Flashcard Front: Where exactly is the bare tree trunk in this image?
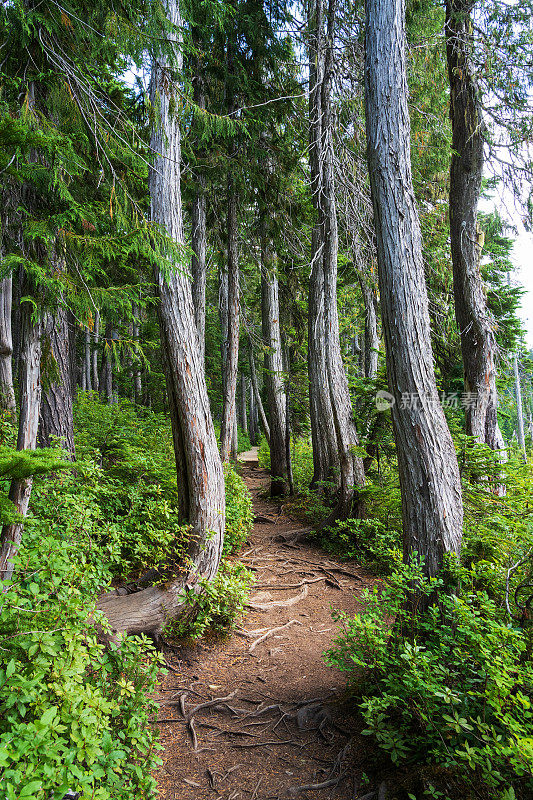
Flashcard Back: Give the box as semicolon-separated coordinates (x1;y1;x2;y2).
220;177;240;462
445;0;504;453
249;377;259;445
240;373;248;435
365;0;464;576
92;308;100;392
132;303;142;404
99;322;114;403
0;275;16;417
84;326;92;392
308;0;338;490
359;275;379;379
96;0;226;639
39;304;75;458
512;349;527;461
320;0;365;519
0;293;42;581
191;49;207;364
260;218;288;496
248;344;270;445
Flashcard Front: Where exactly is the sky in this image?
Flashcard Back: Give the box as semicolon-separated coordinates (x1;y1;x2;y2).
479;191;533;350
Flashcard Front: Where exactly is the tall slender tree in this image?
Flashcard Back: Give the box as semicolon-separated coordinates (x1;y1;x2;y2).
365;0;464;575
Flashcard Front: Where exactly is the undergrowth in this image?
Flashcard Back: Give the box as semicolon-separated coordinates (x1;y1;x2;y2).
0;395;254;800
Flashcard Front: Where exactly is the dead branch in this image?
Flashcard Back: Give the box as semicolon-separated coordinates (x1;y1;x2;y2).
248;619;303;652
246;584;308;611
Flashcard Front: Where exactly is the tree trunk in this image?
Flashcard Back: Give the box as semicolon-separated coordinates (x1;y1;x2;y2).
132;303;142;404
191;51;207;365
365;0;464;576
0;275;16;418
92;308;100;392
260;218;288;496
512;349;526;461
96;0;225;638
320;0;365;519
359;275;379;379
219;178;240;462
0;294;42;581
240;373;248;435
99;322;114;403
308;0;339;491
445;0;504;453
248;344;270;445
249;377;259;445
84;326;92;392
38;305;75;458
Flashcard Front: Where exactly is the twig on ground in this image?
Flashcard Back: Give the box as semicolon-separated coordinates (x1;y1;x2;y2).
248;619;302;652
288;775;346;795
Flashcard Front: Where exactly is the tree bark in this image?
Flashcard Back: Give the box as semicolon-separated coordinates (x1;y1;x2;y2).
84;326;92;392
260;217;289;496
132;303;142;404
359;275;379;379
365;0;464;576
320;0;365;519
240;373;248;435
248;344;270;445
249;376;259;445
92;308;100;392
445;0;504;453
219;178;240;462
0;275;16;418
190;47;207;365
512;349;526;461
0;293;42;581
99;322;114;403
308;0;339;491
96;0;226;639
38;304;75;458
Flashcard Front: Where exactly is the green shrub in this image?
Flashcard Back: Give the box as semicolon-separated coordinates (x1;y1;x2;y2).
314;517;401;573
0;488;163;800
223;462;254;554
168;559;253;639
326;560;533;799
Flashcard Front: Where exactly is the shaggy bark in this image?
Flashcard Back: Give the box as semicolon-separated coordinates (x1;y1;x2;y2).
445;0;504;453
308;0;339;490
261;219;288;496
39;304;75;458
359;275;379;379
96;0;225;638
0;292;42;581
190;52;207;364
92;308;100;392
0;275;16;417
365;0;464;575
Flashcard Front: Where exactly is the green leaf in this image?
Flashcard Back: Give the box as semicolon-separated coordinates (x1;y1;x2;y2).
6;659;16;678
19;781;43;797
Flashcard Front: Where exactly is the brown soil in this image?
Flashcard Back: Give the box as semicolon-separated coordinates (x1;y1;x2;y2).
155;464;376;800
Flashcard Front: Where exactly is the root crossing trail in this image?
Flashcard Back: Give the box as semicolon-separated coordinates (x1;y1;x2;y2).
155;463;373;800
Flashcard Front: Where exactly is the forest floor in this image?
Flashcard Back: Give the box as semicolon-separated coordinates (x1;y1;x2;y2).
155;454;378;800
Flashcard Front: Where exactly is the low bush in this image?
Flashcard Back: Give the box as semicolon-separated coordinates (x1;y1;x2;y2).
313;517;400;573
326;560;533;799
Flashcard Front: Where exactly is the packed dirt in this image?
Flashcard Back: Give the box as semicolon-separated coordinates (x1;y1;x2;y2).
155;458;376;800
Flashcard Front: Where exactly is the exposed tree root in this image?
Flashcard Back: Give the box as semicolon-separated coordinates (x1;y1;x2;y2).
246;584;308;611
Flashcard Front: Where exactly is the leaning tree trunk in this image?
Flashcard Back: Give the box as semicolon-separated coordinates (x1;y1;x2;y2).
248;343;270;445
97;0;225;638
0;275;16;418
260;217;289;496
38;303;75;458
239;373;248;435
308;0;339;491
0;293;42;581
365;0;464;576
320;0;365;520
445;0;504;453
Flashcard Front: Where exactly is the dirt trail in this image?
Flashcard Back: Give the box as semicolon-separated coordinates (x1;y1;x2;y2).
156;463;373;800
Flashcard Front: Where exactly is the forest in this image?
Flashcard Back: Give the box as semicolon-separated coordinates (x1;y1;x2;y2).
0;0;532;797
